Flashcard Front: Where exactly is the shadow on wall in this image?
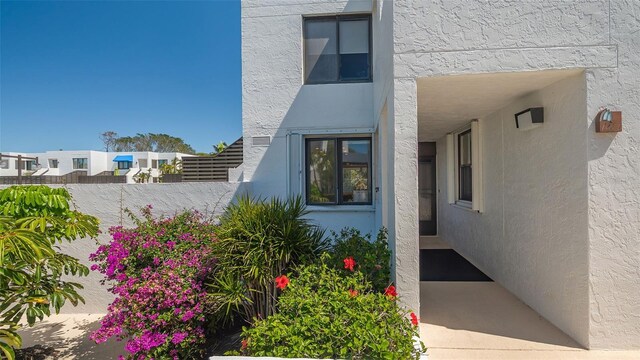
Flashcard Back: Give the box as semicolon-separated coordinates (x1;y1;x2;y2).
18;314;124;360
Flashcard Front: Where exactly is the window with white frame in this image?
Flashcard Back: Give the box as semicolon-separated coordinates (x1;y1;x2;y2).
305;137;372;205
449;121;483;211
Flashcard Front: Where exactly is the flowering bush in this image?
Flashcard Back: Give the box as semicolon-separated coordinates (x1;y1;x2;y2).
329;227;391;292
89;208;218;360
237;254;424;359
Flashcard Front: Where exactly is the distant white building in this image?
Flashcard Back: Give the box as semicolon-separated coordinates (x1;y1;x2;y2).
0;150;193;183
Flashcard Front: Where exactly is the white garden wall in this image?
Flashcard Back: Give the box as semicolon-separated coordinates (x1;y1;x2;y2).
21;182;250;314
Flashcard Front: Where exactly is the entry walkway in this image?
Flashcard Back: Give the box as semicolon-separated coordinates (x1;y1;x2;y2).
420;282;638;359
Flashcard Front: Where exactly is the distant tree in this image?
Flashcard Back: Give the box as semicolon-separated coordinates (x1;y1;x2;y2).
213;141;228;154
100;131;119;152
108;133;196;154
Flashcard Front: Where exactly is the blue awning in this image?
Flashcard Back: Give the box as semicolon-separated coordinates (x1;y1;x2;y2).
113;155;133;162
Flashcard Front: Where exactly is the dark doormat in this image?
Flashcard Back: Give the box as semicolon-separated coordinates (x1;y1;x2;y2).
420;249;492;281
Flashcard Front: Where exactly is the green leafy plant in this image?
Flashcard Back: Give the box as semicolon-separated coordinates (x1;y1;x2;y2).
159;158;182;176
238;254;424;359
0;186;99;360
134;168;152;183
330;227;391;292
209;195;328;324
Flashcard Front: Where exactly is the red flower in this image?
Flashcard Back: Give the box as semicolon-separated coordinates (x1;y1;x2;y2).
384;284;397;299
241;339;248;350
275;275;289;290
343;256;356;272
348;288;358;297
410;312;419;326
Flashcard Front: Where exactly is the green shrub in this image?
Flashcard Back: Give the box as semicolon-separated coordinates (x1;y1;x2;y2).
329;227;391;292
210;195;328;324
238;254;424;359
0;186;99;360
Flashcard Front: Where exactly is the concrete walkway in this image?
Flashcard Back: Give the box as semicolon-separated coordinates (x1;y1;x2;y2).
420;282;639;359
18;313;123;360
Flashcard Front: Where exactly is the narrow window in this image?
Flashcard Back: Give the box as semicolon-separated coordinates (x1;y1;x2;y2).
306;137;372;205
304;15;371;84
306;139;337;204
48;159;59;168
458;129;472;202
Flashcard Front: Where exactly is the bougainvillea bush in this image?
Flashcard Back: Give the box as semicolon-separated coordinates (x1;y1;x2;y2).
238;254;425;359
89;207;218;360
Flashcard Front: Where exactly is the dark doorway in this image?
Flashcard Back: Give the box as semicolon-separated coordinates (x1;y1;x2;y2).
419;142;437;235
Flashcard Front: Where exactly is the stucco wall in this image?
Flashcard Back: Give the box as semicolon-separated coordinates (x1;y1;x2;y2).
586;0;640;349
241;0;378;236
15;182;249;313
392;0;639;349
436;74;590;346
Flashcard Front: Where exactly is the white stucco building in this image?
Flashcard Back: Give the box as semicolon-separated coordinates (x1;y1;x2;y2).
240;0;639;350
0;150;191;181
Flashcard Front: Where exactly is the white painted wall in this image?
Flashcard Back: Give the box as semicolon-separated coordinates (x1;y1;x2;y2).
1;182;250;313
436;74;590;347
241;0;378;236
392;0;640;350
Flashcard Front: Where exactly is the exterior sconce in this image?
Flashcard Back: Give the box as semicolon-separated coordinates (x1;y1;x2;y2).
514;107;544;130
595;107;622;133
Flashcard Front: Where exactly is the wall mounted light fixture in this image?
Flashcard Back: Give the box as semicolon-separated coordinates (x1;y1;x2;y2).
514;107;544;130
595;107;622;133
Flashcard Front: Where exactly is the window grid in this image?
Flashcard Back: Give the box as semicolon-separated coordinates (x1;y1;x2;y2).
303;14;372;84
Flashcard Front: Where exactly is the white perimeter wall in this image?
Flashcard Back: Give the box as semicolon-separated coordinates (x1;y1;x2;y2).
2;182;250;314
436;74;590;346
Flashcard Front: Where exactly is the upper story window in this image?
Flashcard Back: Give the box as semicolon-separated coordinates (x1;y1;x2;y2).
303;15;371;84
48;159;59;168
117;161;132;170
72;158;88;170
0;160;8;169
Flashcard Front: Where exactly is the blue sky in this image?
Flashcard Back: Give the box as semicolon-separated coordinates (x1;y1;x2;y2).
0;0;241;153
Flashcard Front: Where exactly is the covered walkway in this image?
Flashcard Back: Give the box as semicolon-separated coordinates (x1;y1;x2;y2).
420;282;638;359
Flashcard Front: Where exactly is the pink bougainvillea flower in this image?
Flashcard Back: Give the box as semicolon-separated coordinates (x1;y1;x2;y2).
410;312;419;326
343;256;356;272
275;275;289;290
348;288;358;297
384;284;398;299
241;339;248;350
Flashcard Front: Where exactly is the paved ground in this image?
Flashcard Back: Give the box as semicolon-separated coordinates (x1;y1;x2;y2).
420;281;639;359
16;284;640;359
19;313;123;360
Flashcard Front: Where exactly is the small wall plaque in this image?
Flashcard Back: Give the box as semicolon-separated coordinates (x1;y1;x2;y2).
595;109;622;133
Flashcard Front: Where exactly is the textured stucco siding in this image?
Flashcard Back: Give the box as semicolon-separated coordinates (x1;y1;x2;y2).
13;182;250;313
436;74;590;347
241;0;378;236
586;0;640;349
393;0;639;350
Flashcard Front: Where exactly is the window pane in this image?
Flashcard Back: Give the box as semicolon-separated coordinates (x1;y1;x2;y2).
304;20;338;83
307;139;336;203
458;130;472;201
339;19;370;80
341;139;371;203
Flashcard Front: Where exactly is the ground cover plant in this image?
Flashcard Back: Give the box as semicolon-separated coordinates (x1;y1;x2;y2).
237;253;424;359
209;195;328;324
0;186;99;360
90;207;217;360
